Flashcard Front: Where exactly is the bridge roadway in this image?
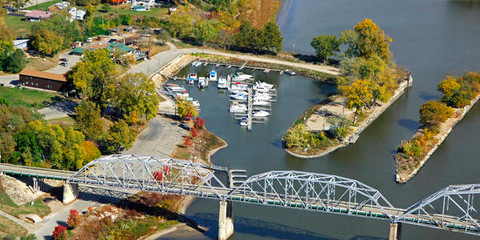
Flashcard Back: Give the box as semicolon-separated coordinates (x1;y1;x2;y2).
1;158;480;239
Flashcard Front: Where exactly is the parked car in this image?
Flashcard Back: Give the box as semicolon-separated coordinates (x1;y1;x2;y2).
43;197;56;203
179;123;190;131
60;62;68;67
108;38;117;43
60;58;68;62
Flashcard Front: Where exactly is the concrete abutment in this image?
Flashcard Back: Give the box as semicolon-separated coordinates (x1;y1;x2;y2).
218;200;234;240
63;183;79;204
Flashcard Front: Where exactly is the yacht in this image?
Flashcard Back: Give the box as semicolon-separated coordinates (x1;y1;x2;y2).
191;61;202;67
254;81;274;89
230;84;248;92
253;110;270;117
239;117;248;126
217;77;228;89
232;72;253;81
284;69;296;76
189;73;198;80
208;70;217;81
229;102;247;113
253;94;272;101
198;78;207;89
252;100;270;106
230;93;247;100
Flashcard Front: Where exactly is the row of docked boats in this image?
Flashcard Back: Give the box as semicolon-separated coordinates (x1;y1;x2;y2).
164;83;200;108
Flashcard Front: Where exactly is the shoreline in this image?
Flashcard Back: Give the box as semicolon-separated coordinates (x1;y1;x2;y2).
284;78;412;159
395;93;480;183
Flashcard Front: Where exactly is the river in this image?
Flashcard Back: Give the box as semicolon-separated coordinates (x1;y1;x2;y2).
170;0;480;239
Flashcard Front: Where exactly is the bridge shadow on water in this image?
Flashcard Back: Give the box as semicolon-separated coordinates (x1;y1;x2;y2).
191;213;386;240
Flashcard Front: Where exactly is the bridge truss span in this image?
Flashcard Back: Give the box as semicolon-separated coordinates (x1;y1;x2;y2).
227;171;398;221
396;184;480;236
67;154;230;199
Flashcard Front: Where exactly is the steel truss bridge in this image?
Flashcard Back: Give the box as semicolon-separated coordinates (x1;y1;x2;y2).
1;154;480;239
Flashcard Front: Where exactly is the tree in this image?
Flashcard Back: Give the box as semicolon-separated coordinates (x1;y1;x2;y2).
52;225;67;240
341;79;373;123
155;30;170;45
327;115;351;139
258;21;283;54
175;98;198;119
112;73;159;124
31;13;83;49
100;120;136;154
311;34;341;63
283;123;311;149
32;29;64;57
194;20;218;46
3;49;27;73
74;101;103;141
67;209;81;229
167;13;194;39
419;100;453;128
68;49;117;114
438;76;460;97
101;3;111;12
233;21;257;49
342;19;392;62
195;117;205;130
0;39;14;71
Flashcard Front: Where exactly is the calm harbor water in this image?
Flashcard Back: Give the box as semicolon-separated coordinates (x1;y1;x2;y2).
172;1;480;239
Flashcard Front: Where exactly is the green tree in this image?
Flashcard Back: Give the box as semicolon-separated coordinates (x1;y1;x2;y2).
342;19;392;62
419;100;453;128
310;34;340;63
100;120;136;154
31;29;64;57
258;21;283;54
74;101;103;141
113;73;159;125
341;79;373;123
327;115;351;139
194;20;218;46
0;39;14;71
68;49;117;114
31;13;83;48
3;49;27;73
233;21;257;49
167;13;194;39
101;3;111;12
283;123;311;149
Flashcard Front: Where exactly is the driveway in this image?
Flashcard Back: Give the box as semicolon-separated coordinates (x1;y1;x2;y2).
37;100;78;120
46;52;81;74
125;116;187;158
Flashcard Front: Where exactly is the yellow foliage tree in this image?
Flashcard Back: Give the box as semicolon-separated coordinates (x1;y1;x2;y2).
341;79;373;123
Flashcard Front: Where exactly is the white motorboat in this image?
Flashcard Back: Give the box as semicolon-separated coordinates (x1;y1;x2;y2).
187;98;200;107
208;70;217;81
284;69;296;76
198;77;207;89
230;84;248;91
168;86;186;92
189;73;198;80
230;93;247;100
255;81;274;89
164;83;179;88
229;103;247;113
175;92;189;99
239;117;248;126
252;100;270;106
253;110;270;117
191;61;202;67
232;72;253;81
217;77;228;89
253;94;272;101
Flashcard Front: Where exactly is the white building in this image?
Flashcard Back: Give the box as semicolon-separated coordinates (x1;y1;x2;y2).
68;7;86;21
131;0;155;10
13;39;29;50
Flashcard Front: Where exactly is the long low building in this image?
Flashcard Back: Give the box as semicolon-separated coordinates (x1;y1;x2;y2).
19;69;67;91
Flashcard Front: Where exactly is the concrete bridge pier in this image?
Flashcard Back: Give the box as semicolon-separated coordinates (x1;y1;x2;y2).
63;183;79;204
218;200;234;240
389;222;402;240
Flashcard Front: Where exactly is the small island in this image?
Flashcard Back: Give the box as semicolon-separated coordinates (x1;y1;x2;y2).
395;71;480;183
283;19;412;158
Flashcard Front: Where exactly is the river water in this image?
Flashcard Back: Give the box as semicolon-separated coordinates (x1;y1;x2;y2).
174;1;480;239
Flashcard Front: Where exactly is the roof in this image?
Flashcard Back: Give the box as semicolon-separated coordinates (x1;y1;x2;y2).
19;69;67;82
13;39;29;46
25;10;53;19
107;42;133;53
71;47;85;54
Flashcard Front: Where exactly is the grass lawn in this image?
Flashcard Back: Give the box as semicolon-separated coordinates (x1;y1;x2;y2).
0;215;27;237
0;86;61;109
5;15;31;38
25;0;62;10
25;56;59;71
0;188;50;218
48;116;76;127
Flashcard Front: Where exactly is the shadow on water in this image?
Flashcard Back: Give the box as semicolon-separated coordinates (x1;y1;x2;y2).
417;91;439;101
397;118;419;131
192;213;386;240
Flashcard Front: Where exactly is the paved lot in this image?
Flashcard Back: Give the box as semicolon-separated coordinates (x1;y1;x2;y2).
46;52;81;74
37;100;78;120
126;116;187;158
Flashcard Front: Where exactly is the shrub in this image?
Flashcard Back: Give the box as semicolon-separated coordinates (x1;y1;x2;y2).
190;128;198;138
195;117;205;130
419;100;453;128
52;225;67;240
184;136;192;146
283;124;311;149
67;209;81;229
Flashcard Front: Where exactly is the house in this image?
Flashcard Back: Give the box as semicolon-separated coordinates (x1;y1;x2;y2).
19;69;67;91
25;10;53;21
13;39;29;50
131;0;154;10
68;7;86;21
48;1;70;12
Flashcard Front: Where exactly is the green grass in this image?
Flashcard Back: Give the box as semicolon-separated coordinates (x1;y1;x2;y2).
25;0;62;10
0;187;50;218
0;215;27;237
5;15;31;38
0;86;61;109
48;116;76;127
